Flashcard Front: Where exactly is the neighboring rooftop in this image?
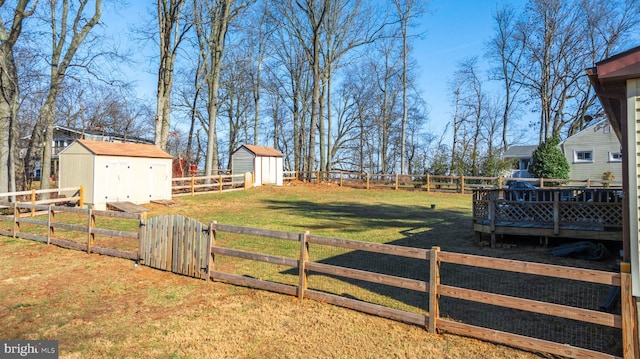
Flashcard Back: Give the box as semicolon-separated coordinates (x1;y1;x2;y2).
502;145;537;159
240;145;284;157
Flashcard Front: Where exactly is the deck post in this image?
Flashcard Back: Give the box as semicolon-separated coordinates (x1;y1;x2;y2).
489;192;496;248
553;191;560;235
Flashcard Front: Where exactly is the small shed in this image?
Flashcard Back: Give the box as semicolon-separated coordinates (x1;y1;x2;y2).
58;139;173;210
231;145;283;186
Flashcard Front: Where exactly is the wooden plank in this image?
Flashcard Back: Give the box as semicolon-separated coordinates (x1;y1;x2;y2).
15;217;48;226
34;196;80;205
51;222;87;232
15;232;47;243
91;246;138;260
91;227;138;239
210;271;298;296
620;263;639;359
305;261;427;292
304;290;428;328
438;319;619;359
213;247;298;267
439;285;621;328
213;223;300;241
439;251;621;286
307;235;429;259
91;209;141;219
429;247;440;333
50;205;88;214
49;237;87;251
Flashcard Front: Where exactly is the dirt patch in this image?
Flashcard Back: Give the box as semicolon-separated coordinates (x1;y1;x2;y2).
0;238;541;358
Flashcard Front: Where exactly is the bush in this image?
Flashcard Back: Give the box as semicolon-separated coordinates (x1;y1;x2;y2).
529;135;570;179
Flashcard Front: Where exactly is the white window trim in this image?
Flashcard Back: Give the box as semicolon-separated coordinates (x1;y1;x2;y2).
608;151;622;162
573;150;594;163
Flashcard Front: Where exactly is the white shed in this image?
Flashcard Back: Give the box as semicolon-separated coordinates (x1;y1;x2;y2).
231;145;284;186
58;139;173;210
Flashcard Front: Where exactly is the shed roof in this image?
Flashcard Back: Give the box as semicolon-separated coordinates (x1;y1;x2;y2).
72;139;173;159
238;145;284;157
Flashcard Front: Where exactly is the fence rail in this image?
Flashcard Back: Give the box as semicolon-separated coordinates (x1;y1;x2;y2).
0;186;84;216
171;173;251;197
283;170;622;193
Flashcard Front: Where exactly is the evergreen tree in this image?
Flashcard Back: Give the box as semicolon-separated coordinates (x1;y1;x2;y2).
529;135;570;179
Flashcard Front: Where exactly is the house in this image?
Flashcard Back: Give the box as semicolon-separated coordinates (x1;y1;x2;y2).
587;46;640;348
502;145;537;178
58;139;172;210
231;145;284;186
22;125;153;180
560;119;622;182
502;121;622;181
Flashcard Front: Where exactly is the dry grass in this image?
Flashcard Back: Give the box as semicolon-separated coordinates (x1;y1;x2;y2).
0;238;542;358
2;184;596;358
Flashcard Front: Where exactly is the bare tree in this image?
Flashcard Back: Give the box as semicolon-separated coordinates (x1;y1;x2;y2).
25;0;102;195
0;0;36;194
193;0;250;177
155;0;191;151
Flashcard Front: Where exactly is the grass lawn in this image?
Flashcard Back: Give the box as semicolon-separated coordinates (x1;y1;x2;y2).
0;184;582;358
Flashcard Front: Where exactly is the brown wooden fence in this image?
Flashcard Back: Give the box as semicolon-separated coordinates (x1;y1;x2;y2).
1;207;636;358
284;170;623;193
171;173;250;197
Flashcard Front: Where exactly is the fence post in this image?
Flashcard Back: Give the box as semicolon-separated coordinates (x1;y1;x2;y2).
220;174;224;192
339;171;343;187
426;174;430;193
539;178;544;188
489;192;496;248
429;246;441;334
190;176;195;196
13;202;18;238
460;176;465;193
79;185;84;207
498;176;503;189
30;189;36;217
395;174;399;191
366;173;370;190
138;212;147;264
47;205;53;245
586;178;591;188
87;208;95;254
298;231;309;301
208;221;216;279
621;262;639;359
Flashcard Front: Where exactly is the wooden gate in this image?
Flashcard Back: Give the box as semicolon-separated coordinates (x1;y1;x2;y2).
139;215;212;279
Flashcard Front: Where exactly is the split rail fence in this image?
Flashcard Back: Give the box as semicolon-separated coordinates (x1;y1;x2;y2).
171;173;251;197
0;207;636;359
284;170;623;193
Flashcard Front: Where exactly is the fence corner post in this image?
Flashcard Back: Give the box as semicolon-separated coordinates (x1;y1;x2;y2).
429;246;441;334
426;174;430;192
621;262;639;359
298;231;310;301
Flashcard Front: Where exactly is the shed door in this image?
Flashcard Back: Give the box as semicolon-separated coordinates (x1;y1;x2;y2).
149;163;169;200
105;162;131;202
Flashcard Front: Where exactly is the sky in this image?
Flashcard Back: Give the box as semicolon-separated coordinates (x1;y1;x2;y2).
415;0;526;142
104;0;526;145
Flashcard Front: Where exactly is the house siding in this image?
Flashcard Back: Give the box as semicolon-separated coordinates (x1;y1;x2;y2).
231;148;255;177
58;142;96;204
562;122;622;181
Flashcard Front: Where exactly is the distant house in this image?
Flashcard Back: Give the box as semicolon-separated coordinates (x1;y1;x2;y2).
560;119;622;182
502;119;621;180
21;125;152;180
502;145;538;178
231;145;284;186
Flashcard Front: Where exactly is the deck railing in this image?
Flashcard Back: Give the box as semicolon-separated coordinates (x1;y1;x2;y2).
473;188;623;246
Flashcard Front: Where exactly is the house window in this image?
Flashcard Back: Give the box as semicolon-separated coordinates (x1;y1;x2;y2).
609;152;622;162
574;150;593;163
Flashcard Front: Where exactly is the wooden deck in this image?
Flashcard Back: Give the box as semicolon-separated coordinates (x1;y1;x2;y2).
472;188;623;246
